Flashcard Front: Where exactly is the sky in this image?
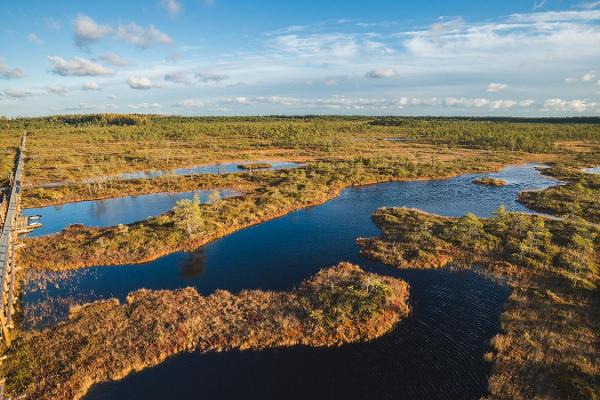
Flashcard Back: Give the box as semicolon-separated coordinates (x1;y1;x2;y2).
1;0;600;117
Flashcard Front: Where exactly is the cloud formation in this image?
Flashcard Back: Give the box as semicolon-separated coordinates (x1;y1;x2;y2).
542;98;596;112
127;76;161;89
486;83;508;92
27;33;43;46
195;72;228;83
74;15;112;47
160;0;181;17
0;60;25;79
165;71;193;85
2;89;42;98
48;56;113;76
128;102;162;109
82;82;100;91
47;85;70;95
99;53;129;66
116;23;173;48
365;68;396;79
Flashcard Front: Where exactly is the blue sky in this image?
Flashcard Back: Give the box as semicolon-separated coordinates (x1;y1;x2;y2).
1;0;600;117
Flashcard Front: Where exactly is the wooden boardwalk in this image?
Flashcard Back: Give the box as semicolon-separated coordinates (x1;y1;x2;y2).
0;132;26;345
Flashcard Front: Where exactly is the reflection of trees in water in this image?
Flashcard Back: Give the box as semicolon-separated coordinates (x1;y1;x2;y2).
179;250;207;279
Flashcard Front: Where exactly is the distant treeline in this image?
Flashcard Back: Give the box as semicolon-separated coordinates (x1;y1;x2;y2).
3;113;600;153
369;116;600;125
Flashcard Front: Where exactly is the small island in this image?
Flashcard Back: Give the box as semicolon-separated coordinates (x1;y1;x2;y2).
237;162;272;170
472;177;507;187
3;263;410;400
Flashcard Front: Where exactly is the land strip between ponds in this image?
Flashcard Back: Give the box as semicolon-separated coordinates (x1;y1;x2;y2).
19;157;555;271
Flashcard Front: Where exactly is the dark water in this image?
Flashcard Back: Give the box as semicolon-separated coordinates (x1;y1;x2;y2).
23;189;240;237
23;164;557;400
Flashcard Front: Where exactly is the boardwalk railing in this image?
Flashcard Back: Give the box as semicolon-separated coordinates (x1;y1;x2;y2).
0;132;26;345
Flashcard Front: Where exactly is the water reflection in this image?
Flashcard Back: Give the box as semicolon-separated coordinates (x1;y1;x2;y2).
178;250;207;279
23;189;241;237
23;164;559;400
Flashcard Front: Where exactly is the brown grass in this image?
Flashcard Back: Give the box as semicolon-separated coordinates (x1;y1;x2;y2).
358;208;600;400
3;263;410;400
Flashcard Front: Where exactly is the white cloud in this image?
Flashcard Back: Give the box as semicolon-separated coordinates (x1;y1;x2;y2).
26;33;43;46
519;99;535;107
161;0;181;16
82;82;101;91
127;76;161;90
565;77;579;83
490;99;517;109
73;15;112;47
0;60;25;79
47;85;70;95
48;56;113;76
273;34;359;58
2;89;42;98
116;23;173;48
582;71;596;81
486;83;508;92
54;103;117;112
365;68;397;79
542;98;594;112
173;99;207;108
128;102;162;109
445;97;489;108
195;72;228;83
99;53;129;67
165;71;193;85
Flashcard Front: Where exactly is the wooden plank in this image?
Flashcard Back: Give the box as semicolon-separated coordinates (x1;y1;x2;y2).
0;132;26;343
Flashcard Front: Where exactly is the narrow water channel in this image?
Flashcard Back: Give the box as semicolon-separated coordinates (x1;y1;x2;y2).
22;164;558;400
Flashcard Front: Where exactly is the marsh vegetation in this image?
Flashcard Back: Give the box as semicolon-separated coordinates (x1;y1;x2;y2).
358;207;599;400
3;263;409;400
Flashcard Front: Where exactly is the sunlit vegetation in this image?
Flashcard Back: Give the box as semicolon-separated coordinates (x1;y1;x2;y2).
20;156;517;271
518;160;600;223
370;117;600;152
358;207;599;400
472;177;507;187
2;263;409;400
1;115;594;189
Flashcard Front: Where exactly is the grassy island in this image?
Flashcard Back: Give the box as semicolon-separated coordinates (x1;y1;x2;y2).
2;263;409;400
472;177;507;187
357;207;599;400
518;160;600;224
237;162;272;170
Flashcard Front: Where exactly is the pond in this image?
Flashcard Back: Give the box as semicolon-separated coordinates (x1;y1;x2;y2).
22;164;558;400
22;189;241;237
583;166;600;174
